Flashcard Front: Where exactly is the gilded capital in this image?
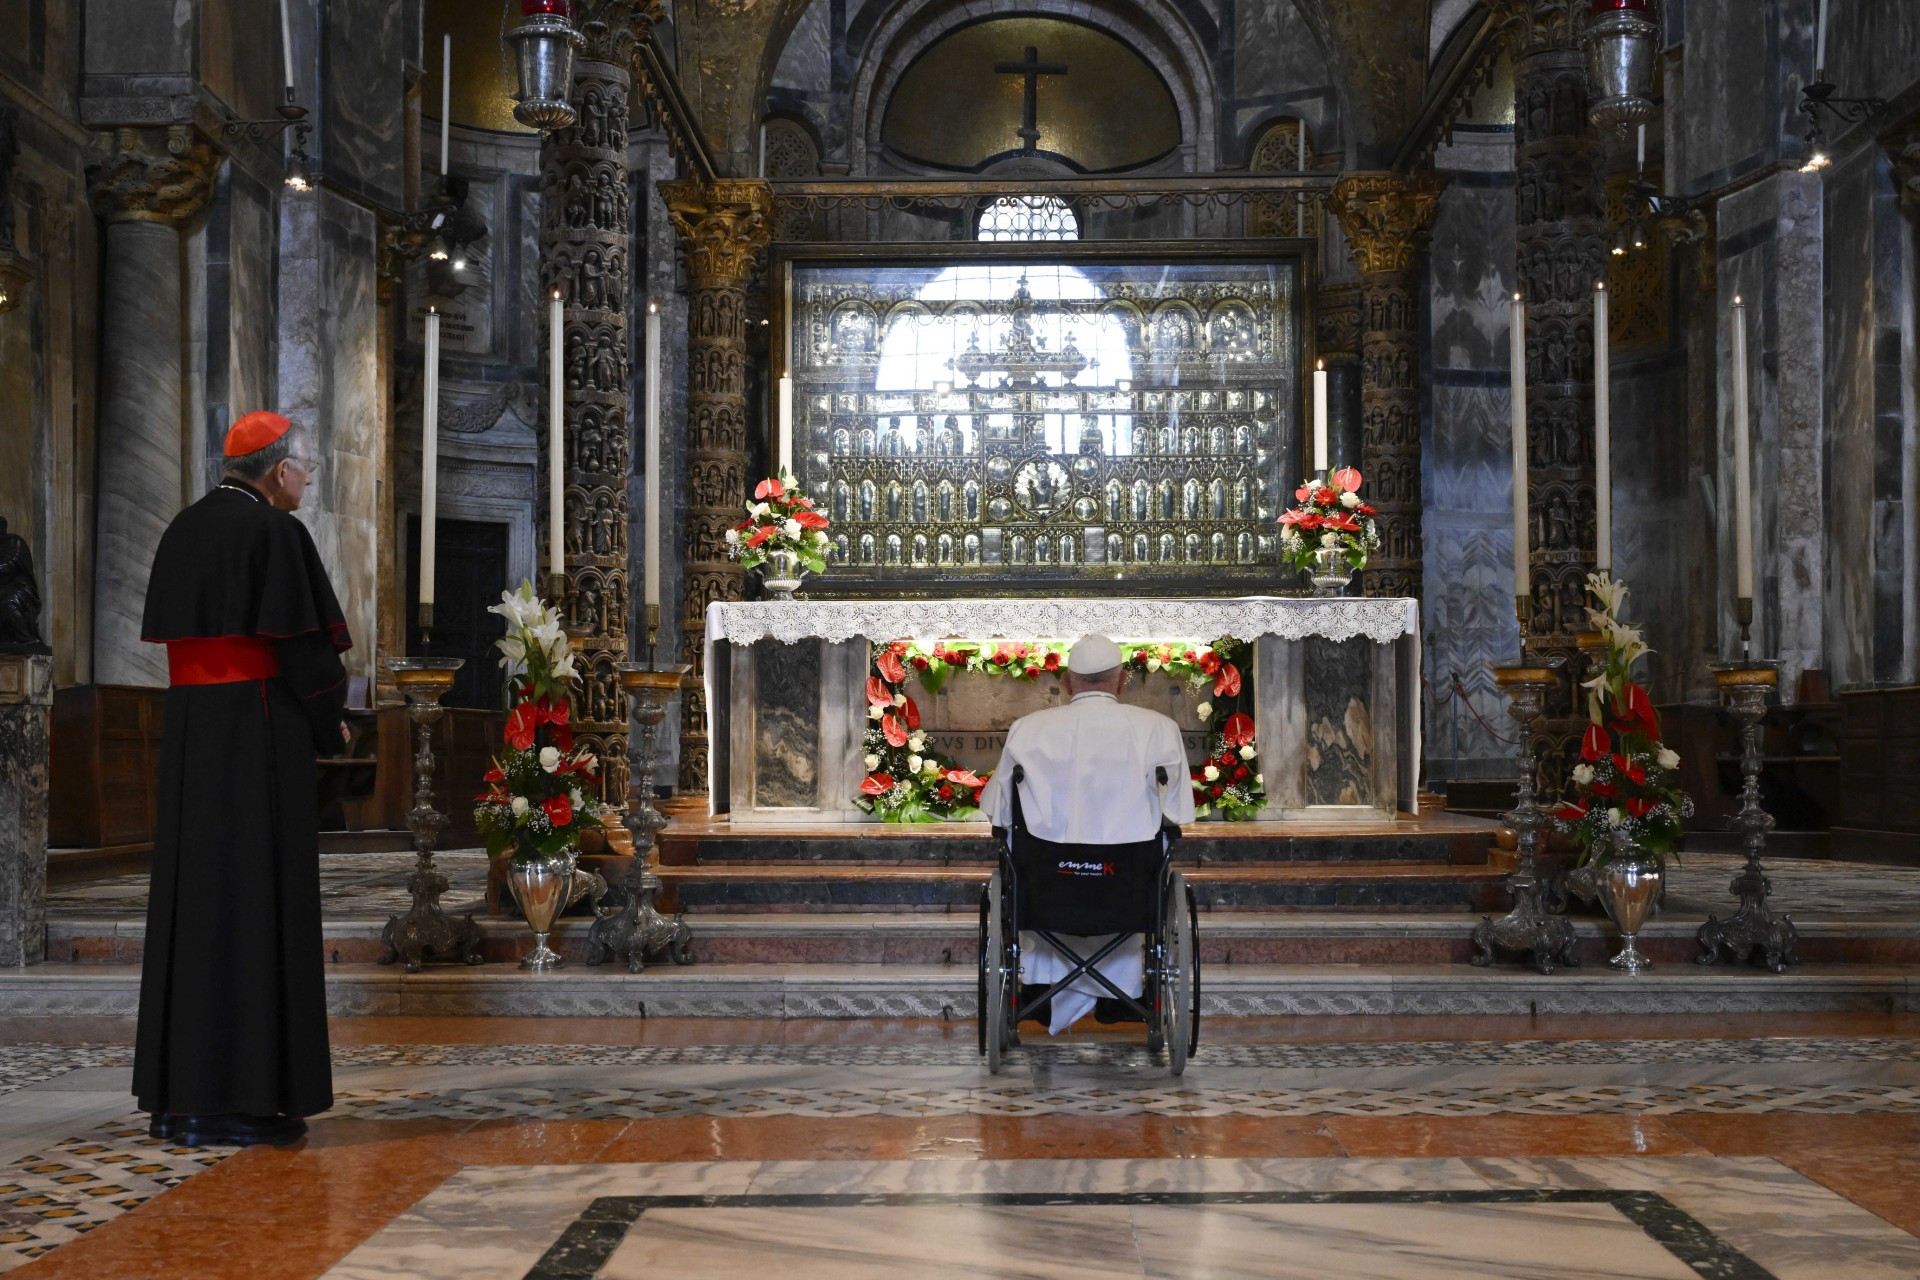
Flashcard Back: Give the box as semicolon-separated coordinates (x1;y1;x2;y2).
1484;0;1586;60
1328;172;1446;277
87;126;220;227
661;179;773;286
571;0;665;65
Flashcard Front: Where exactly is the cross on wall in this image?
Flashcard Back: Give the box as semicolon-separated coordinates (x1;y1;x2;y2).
993;45;1068;152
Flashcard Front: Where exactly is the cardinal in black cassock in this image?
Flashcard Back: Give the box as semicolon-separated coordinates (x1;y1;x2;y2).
134;411;350;1148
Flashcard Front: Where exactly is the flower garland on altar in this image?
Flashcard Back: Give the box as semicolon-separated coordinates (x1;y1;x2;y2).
1554;574;1693;860
725;470;831;573
473;582;606;862
1277;467;1379;577
853;636;1266;823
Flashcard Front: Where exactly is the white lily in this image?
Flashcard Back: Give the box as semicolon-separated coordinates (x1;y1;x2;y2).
496;634;527;663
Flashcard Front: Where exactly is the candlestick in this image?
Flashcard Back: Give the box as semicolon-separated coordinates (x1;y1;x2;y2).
279;0;295;91
1594;281;1611;574
1509;292;1530;612
1731;296;1754;604
1815;0;1829;74
548;291;565;584
439;33;451;178
421;308;441;613
1311;360;1328;473
777;374;794;477
643;303;661;614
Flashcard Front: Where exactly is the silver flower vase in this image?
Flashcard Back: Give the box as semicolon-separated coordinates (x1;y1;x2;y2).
508;846;579;972
761;547;806;601
1308;546;1353;597
1602;833;1664;975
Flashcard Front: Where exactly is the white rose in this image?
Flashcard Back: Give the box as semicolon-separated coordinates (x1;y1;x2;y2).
893;693;906;707
907;754;924;774
1656;746;1680;770
1607;807;1625;828
724;528;740;545
571;788;586;810
923;759;942;776
539;746;561;773
1339;491;1361;508
1203;765;1220;782
510;796;529;817
864;753;880;770
908;733;926;752
1321;531;1340;548
1147;657;1163;672
1196;702;1213;721
1255;773;1263;785
783;517;802;539
868;704;885;721
1572;763;1595;786
1239;745;1255;761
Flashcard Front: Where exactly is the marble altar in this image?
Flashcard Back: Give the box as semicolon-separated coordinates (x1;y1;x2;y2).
704;598;1421;825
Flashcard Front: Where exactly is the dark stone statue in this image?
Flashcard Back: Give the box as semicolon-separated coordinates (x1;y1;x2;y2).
0;515;48;653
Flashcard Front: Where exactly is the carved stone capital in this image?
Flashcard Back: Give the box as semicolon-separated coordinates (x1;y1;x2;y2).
572;0;666;67
1316;283;1363;362
661;179;773;286
1887;122;1920;220
86;126;220;226
1329;172;1446;277
1485;0;1587;61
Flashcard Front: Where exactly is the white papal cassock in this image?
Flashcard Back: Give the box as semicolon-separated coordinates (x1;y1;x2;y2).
978;689;1195;1034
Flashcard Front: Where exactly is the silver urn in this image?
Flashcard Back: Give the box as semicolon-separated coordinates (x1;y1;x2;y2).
760;547;806;601
508;8;585;133
508;846;582;972
1308;546;1354;597
1601;831;1664;975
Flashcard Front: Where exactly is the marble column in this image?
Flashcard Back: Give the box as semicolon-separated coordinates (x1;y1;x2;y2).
1494;0;1606;778
85;127;219;687
539;2;647;805
0;654;52;966
1328;172;1445;602
661;179;771;794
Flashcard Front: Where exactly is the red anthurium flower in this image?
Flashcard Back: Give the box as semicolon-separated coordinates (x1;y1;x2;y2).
1325;514;1360;533
1556;801;1589;821
1213;662;1242;698
754;476;785;500
505;704;538;751
875;650;907;684
543;794;573;827
946;769;984;789
746;524;778;548
1616;683;1660;737
734;518;753;532
792;495;814;508
860;773;894;796
1332;466;1363;493
866;676;893;708
1294;484;1312;503
903;696;921;730
1278;509;1307;527
546;698;569;727
1591;781;1618;798
1627;796;1655;818
1580;723;1611;762
882;713;908;747
484;768;505;783
794;509;830;529
1222;712;1255;747
552;723;574;753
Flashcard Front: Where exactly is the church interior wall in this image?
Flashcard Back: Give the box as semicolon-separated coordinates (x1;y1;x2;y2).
1225;0;1340;170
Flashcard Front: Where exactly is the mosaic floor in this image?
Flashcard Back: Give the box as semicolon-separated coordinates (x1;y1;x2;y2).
0;1016;1917;1277
43;850;1920;924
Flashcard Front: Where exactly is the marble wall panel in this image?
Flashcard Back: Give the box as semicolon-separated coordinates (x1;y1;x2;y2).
82;0;193;77
1609;355;1693;703
1672;0;1776;192
1823;155;1878;690
321;0;404;206
752;640;822;808
1303;637;1373;806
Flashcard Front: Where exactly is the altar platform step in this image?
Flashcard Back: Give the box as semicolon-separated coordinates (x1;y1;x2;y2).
3;960;1915;1020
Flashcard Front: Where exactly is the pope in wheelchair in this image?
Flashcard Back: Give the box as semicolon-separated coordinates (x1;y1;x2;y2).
976;633;1201;1073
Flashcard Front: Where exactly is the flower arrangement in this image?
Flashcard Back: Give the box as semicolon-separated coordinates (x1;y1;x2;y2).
473;582;606;862
1554;574;1693;860
855;635;1266;823
725;469;831;573
855;641;988;823
1277;466;1379;577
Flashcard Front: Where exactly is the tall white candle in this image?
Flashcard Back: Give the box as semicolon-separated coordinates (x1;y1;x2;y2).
1731;296;1754;601
548;291;565;582
439;33;451;177
279;0;295;91
1815;0;1829;73
777;375;794;477
1510;292;1530;605
1636;123;1646;173
1594;281;1612;574
421;308;442;607
759;122;768;178
1311;359;1328;473
643;304;662;611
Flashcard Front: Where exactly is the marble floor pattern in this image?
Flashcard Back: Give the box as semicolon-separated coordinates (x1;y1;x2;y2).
0;1016;1917;1277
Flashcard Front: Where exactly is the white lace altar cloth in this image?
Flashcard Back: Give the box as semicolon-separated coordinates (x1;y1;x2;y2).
702;597;1419;812
706;596;1417;650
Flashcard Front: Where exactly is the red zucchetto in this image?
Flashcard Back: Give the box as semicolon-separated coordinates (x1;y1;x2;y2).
223;411;292;458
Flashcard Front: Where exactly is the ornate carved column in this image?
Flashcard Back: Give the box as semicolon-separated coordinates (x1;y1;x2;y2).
1328;172;1444;601
540;4;645;804
660;179;771;794
1315;282;1364;475
86;126;220;687
1497;0;1607;776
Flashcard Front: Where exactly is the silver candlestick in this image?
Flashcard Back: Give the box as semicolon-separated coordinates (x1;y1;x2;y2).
1697;661;1799;972
586;662;694;971
1472;656;1580;974
378;657;484;973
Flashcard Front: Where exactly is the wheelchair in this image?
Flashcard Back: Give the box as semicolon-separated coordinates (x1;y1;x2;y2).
976;765;1201;1075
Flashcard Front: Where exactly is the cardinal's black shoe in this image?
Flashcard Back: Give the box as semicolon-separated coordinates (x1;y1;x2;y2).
174;1113;308;1148
147;1113;179;1140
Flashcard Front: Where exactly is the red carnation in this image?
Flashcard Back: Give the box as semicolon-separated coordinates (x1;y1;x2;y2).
876;650;907;684
1043;652;1060;671
1025;665;1041;678
754;476;786;500
1218;752;1237;768
860;773;895;796
543;794;573;827
1213;662;1242;698
882;713;908;747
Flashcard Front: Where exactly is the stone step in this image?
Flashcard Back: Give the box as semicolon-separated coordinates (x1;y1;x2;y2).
4;960;1913;1020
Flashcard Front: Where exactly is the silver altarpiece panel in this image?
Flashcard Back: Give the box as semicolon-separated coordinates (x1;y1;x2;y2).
784;254;1304;595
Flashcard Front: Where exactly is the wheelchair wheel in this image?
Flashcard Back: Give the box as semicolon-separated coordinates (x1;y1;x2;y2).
1185;879;1201;1060
983;868;1009;1075
975;882;990;1058
1161;871;1194;1076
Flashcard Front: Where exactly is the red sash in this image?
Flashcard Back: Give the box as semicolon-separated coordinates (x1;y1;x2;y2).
166;636;281;686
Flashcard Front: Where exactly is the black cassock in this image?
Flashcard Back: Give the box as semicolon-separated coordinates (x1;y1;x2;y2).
134;483;350;1120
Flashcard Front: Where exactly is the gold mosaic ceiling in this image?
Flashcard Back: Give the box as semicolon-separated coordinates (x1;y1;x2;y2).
882;18;1180;172
426;0;533;135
